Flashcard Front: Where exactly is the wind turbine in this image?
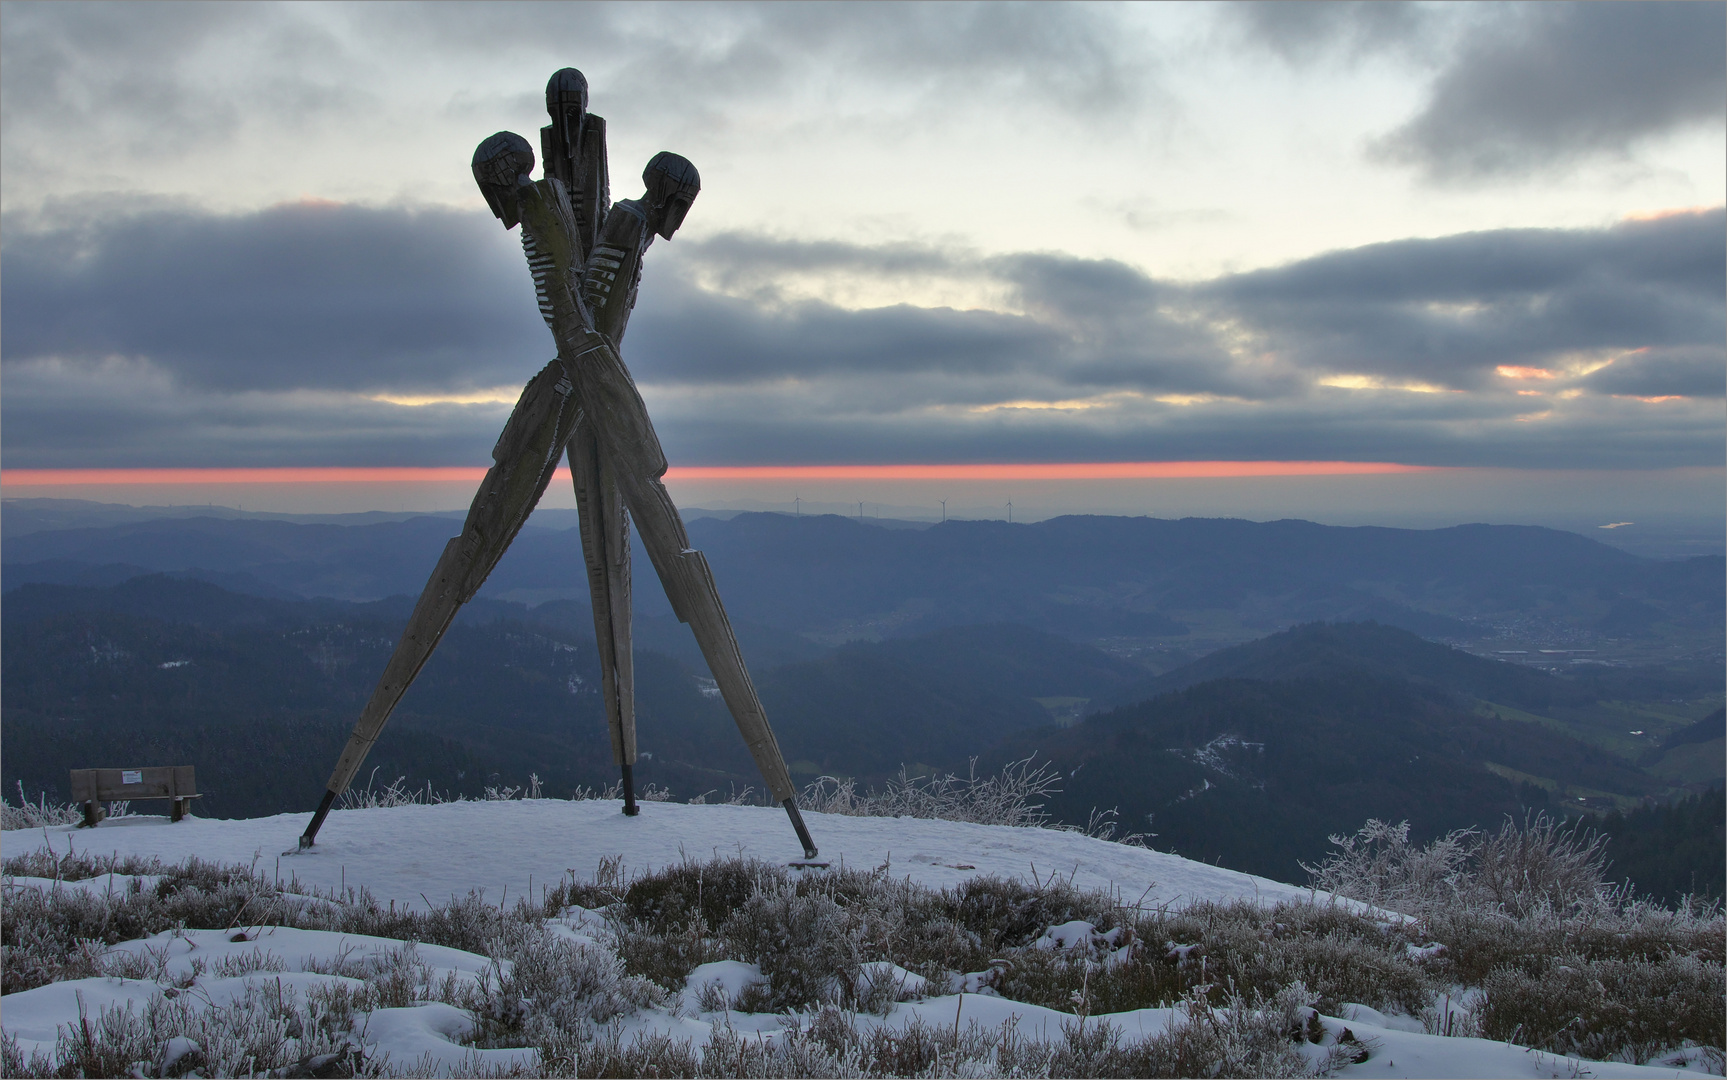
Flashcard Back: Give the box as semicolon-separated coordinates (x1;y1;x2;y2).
939;498;946;523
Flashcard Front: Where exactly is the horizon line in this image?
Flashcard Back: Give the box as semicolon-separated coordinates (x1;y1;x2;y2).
0;461;1444;486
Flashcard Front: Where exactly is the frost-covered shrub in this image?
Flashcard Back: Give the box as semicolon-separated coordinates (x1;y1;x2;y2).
339;770;436;809
1472;812;1617;918
609;857;791;992
946;873;1115;952
622;856;783;933
986;984;1354;1080
721;885;863;1010
1303;813;1726;1067
1;786;83;830
801;756;1061;828
9;838;1721;1077
1305;812;1620;919
1300;818;1475;915
1;855;286;994
1126;900;1435;1018
462;925;664;1054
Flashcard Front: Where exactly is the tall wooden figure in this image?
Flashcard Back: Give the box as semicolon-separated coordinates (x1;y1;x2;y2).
537;69;642;814
297;69;819;859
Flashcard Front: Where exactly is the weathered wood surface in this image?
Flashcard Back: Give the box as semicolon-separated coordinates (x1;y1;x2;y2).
323;357;583;798
310;168;798;837
570;420;636;766
517;184;797;803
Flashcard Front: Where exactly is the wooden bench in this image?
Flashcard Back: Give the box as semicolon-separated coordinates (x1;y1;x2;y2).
70;767;201;827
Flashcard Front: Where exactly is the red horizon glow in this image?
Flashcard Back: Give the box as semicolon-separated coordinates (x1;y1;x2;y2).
1;461;1440;487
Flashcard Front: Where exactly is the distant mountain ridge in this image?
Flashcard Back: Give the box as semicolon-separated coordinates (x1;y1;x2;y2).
999;622;1699;882
4;573;1717;898
1;578;1141;814
1102;620;1598;713
8;511;1721;654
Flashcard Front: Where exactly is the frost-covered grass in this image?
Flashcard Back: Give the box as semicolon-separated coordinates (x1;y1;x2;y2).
2;783;96;831
4;756;1069;838
5;811;1720;1078
335;769;680;811
801;757;1067;830
0;849;1356;1077
1303;814;1725;1070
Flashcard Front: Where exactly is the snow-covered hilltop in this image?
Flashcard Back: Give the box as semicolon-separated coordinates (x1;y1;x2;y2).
7;800;1317;914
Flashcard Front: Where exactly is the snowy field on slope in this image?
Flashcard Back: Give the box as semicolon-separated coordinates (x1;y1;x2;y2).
3;802;1716;1079
4;799;1324;913
3;917;1709;1079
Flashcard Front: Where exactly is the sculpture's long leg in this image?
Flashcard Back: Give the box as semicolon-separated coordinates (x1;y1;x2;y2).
568;419;637;814
618;472;818;860
298;359;583;848
550;329;817;857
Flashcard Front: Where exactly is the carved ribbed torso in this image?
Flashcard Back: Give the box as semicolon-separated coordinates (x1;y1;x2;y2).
582;199;651;346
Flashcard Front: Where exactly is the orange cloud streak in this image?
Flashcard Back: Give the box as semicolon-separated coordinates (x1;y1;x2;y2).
1495;365;1556;380
2;461;1440;487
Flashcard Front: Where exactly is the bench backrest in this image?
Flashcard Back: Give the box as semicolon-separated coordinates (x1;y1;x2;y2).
69;766;197;802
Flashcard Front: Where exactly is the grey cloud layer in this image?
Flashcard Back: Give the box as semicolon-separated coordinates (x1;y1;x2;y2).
1226;1;1726;180
1225;1;1440;66
1205;210;1726;386
2;202;547;392
2;203;1721;470
1380;2;1727;179
1;0;1151;202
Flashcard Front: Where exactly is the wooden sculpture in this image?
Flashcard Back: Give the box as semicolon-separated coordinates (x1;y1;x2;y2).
298;69;818;860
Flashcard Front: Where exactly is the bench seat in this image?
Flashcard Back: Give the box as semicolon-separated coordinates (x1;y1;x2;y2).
70;766;201;826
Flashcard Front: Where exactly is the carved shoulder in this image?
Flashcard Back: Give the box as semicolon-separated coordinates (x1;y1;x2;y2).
582;201;646;345
517;180;586;330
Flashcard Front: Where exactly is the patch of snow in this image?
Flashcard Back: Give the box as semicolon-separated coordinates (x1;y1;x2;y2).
684;960;767;1008
3;873;165;899
547;903;611;949
358;1001;536;1077
158;1035;202;1074
1168;733;1266;785
4;977;168;1055
1314;1011;1706;1078
1165;941;1205;966
1340;1002;1426;1034
105;926;504;986
855;961;929;1002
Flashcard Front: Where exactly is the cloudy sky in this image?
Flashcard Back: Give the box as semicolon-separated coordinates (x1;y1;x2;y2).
2;1;1722;523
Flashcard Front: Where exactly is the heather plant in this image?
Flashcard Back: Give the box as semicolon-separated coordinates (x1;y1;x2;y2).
1478;952;1725;1065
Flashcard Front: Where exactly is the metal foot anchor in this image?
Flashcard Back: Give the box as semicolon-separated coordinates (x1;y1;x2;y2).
621;762;639;816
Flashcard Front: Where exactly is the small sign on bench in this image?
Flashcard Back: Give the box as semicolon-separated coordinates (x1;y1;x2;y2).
69;766;201;827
